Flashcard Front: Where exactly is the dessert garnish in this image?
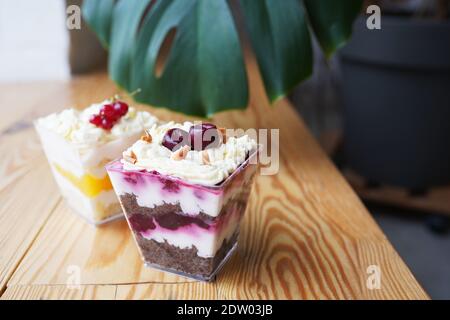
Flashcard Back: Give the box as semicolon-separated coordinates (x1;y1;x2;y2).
120;120;256;185
170;145;191;161
124;150;137;164
218;127;227;143
202;151;210;165
189;123;220;151
141;130;152;143
141;135;152;143
89;98;129;130
162;128;190;151
161;123;221;152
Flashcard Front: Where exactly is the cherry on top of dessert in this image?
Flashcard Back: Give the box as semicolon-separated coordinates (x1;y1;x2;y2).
89;100;129;130
189;123;220;151
162;123;221;152
162;128;190;151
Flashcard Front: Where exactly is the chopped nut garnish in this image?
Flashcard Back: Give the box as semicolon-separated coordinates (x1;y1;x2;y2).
218;127;227;143
123;151;137;164
202;151;210;165
171;145;191;161
141;133;152;143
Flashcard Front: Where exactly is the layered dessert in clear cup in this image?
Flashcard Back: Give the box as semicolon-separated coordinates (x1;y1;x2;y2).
35;99;158;225
106;121;258;281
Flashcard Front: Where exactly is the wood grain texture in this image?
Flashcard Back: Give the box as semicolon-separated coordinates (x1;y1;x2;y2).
0;73;145;293
1;285;116;300
0;53;428;299
0;130;61;292
115;283;219;300
2;283;216;300
8;202;195;286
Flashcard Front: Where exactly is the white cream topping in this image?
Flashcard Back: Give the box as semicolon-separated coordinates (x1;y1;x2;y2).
122;121;257;186
36;101;158;149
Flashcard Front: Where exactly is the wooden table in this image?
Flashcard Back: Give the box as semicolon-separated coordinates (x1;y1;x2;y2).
0;54;428;300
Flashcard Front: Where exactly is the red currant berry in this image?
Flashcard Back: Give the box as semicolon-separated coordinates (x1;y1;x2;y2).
113;101;129;116
89;114;103;127
100;104;119;121
101;117;114;130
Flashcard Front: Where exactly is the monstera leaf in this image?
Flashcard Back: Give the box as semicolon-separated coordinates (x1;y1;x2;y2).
82;0;362;117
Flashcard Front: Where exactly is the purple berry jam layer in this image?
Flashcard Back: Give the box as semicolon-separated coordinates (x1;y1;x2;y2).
107;150;257;219
120;192;250;259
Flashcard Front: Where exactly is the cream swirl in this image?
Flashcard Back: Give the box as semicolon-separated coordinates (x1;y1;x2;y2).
36;101;158;148
122;121;257;186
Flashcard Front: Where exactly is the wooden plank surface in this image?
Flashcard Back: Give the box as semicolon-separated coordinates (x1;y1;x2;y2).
1;283;216;300
0;131;61;291
0;53;428;299
0;77;117;294
115;283;219;300
1;285;116;300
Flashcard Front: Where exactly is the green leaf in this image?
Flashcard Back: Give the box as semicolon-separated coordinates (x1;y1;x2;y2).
82;0;115;48
108;0;153;91
82;0;362;116
304;0;363;57
131;0;248;117
240;0;313;102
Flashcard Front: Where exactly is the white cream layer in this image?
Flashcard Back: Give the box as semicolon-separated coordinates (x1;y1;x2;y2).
107;169;223;217
140;205;241;258
36;117;148;178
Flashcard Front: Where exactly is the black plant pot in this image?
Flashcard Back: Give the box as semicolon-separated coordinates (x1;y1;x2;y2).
339;16;450;189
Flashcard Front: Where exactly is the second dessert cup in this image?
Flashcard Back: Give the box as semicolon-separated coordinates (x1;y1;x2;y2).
35;101;158;225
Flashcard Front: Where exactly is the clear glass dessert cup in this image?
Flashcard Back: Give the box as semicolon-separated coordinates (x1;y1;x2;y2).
35;122;141;225
106;149;259;281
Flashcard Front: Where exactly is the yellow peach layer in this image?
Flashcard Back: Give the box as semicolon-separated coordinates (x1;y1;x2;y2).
53;163;113;197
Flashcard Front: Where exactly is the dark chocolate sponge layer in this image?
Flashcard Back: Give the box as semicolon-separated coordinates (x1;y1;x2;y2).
119;192;248;279
135;232;238;278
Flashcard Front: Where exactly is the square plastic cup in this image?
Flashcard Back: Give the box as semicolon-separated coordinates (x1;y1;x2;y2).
106;149;259;281
35;122;141;225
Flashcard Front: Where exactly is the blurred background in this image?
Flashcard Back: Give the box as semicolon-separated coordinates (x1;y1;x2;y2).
0;0;449;298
